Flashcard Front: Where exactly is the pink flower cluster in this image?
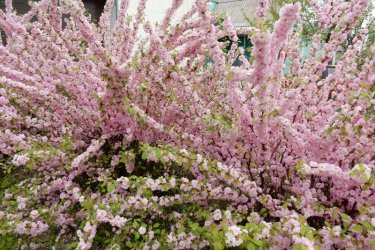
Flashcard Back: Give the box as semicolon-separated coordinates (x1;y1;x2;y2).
256;0;269;19
0;0;373;249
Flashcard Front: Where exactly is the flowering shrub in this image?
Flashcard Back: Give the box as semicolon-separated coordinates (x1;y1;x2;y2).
0;0;374;249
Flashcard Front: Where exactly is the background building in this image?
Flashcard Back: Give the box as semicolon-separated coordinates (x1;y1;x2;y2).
213;0;257;28
212;0;258;61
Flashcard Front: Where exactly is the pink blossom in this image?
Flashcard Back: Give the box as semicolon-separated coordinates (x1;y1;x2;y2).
138;226;147;235
11;154;30;166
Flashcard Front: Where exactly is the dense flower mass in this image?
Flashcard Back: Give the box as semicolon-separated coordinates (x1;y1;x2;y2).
0;0;374;249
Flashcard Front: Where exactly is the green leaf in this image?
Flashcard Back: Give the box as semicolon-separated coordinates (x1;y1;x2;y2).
176;158;183;166
370;240;375;247
300;226;310;236
251;239;265;247
340;213;351;222
199;164;206;172
247;242;256;250
295;160;304;170
65;164;72;171
326;126;335;134
142;188;152;198
351;224;362;232
27;163;34;171
177;226;185;234
270;109;280;117
260;208;267;215
162;184;169;191
213;241;224;250
190;223;199;230
133;220;139;228
359;221;373;230
365;105;374;120
352;224;363;232
141;152;148;160
134;232;140;240
107;182;116;193
128;106;135;116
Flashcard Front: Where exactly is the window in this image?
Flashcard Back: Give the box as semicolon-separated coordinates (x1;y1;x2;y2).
220;33;252;66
